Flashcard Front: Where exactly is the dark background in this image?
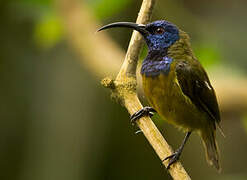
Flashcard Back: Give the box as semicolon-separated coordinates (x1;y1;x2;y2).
1;0;247;179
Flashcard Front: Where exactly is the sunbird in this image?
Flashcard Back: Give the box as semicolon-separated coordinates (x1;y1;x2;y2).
98;20;222;171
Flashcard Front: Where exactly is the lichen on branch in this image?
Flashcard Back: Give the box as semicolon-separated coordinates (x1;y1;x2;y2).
101;0;191;179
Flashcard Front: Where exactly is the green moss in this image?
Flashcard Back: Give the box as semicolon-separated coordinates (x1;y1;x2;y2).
101;77;115;89
101;76;137;106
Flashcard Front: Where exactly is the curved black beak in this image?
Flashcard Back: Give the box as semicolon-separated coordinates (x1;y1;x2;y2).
97;22;148;36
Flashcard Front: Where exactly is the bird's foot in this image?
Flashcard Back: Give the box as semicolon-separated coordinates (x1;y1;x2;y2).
163;150;182;169
130;106;156;124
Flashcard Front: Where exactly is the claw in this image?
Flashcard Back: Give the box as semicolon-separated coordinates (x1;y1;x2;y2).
130;107;156;124
135;130;143;134
163;132;191;169
163;151;181;169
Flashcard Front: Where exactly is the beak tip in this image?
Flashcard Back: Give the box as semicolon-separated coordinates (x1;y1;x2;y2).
96;28;103;32
97;25;111;32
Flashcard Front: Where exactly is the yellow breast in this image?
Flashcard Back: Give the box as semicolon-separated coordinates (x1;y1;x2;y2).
142;65;206;131
142;70;177;122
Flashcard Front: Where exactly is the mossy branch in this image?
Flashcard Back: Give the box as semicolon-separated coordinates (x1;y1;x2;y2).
102;0;191;179
57;0;247;114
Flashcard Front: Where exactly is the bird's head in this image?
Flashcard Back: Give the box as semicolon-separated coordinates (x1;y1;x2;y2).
98;20;180;51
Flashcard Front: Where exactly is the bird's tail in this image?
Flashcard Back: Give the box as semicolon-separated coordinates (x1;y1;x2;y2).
201;127;221;172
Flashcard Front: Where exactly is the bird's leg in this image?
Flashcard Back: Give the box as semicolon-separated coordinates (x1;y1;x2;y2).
163;131;191;169
130;106;156;124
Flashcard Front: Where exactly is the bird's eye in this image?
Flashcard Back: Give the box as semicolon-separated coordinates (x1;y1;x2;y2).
155;27;165;34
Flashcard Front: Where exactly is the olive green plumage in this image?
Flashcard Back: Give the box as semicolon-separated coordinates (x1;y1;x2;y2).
142;30;221;171
98;20;222;171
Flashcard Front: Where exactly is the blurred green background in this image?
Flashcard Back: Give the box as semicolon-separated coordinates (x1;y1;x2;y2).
1;0;247;179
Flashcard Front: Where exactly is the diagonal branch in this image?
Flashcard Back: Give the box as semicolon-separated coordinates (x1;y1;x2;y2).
101;0;191;179
56;0;247;114
56;0;247;178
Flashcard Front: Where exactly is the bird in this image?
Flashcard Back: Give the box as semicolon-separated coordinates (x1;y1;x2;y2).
98;20;223;171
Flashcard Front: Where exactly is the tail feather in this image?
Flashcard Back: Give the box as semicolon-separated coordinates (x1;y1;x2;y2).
201;128;221;172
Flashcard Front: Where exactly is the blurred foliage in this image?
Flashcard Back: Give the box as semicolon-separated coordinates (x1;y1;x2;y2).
1;0;247;180
140;45;148;61
87;0;131;19
217;174;247;180
22;0;52;6
193;42;221;68
18;0;63;49
33;13;64;49
242;114;247;135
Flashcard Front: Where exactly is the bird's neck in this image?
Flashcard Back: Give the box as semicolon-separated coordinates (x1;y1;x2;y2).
141;50;172;77
146;49;168;60
167;30;195;60
141;31;195;77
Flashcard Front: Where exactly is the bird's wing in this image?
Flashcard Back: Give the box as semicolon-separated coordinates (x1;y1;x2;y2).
175;60;221;124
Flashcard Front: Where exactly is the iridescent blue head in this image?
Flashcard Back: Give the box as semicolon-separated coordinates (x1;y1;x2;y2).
144;20;179;51
98;20;180;51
